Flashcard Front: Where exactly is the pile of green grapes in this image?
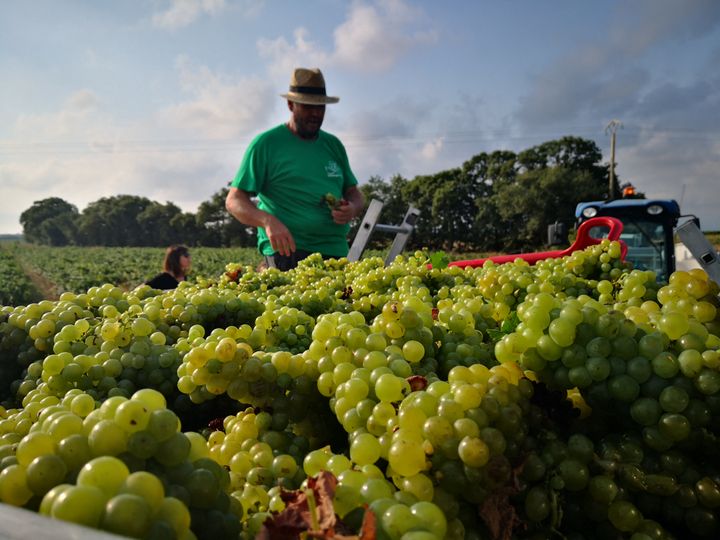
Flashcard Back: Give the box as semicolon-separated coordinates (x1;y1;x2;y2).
0;241;718;540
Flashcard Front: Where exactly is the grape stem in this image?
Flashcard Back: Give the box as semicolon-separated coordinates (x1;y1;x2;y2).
550;488;563;534
306;487;320;533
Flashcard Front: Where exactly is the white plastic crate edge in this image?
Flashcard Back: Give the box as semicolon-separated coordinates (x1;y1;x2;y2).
0;503;127;540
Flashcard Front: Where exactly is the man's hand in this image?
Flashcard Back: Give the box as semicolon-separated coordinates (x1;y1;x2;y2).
331;185;365;225
331;199;356;224
264;215;296;256
226;188;296;256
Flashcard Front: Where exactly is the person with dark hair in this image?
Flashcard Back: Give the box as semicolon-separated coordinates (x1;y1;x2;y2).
145;245;191;289
225;67;365;271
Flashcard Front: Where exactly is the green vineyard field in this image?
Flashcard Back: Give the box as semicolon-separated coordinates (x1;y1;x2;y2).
1;244;265;303
0;244;495;304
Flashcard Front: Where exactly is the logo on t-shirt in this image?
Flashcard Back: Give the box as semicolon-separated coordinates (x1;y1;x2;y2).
325;161;342;178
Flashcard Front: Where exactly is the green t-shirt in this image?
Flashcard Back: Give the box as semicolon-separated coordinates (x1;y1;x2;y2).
231;124;359;257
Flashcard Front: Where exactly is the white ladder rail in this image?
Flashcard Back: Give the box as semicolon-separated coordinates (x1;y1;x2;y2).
675;219;720;284
347;199;420;266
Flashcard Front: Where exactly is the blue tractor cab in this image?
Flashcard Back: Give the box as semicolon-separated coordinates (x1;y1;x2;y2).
575;199;681;281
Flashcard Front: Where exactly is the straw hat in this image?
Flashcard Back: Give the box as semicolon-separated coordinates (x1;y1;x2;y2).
280;68;339;105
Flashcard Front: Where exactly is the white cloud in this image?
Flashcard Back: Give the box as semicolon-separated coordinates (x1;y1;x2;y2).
616;127;720;230
157;56;277;139
257;28;331;80
0;148;233;234
0;160;59;191
258;0;436;75
152;0;227;29
13;90;105;140
332;0;436;72
330;96;472;186
610;0;720;56
515;1;720;130
0;59;281;233
420;138;443;160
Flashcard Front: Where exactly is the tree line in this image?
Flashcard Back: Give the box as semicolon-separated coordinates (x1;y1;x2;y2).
20;136;631;252
19;190;255;248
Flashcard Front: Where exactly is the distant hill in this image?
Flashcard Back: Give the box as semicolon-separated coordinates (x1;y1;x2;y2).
0;234;23;241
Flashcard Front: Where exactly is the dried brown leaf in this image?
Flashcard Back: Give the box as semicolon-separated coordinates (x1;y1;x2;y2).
258;471;343;540
479;491;521;540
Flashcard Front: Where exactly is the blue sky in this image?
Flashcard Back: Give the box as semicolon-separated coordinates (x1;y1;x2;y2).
2;0;719;234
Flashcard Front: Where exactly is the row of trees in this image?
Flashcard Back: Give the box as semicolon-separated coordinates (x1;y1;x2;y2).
20;136;630;252
361;136;635;251
19;191;255;248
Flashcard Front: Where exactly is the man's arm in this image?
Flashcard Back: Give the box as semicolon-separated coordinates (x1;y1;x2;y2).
331;185;366;225
225;187;296;256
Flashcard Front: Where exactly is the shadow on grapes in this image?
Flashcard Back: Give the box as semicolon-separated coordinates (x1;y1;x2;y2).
172;393;241;433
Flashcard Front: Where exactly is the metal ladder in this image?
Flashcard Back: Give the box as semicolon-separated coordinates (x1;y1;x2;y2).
347;199;420;266
675;219;720;284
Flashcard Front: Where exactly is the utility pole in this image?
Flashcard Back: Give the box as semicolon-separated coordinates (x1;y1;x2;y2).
679;183;686;207
605;120;623;199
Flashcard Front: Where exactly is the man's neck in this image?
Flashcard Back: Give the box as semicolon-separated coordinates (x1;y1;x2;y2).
286;121;317;141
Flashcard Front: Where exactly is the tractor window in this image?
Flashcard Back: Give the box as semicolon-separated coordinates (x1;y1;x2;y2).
589;220;669;280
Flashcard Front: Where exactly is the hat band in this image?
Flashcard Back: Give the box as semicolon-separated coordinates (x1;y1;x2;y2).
289;85;327;96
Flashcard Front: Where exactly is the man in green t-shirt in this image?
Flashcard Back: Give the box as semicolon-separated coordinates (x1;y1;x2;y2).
225;67;365;270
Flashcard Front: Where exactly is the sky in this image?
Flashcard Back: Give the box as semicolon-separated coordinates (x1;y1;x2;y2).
1;0;720;235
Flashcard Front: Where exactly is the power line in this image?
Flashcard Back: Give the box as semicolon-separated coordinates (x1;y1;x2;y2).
0;125;717;156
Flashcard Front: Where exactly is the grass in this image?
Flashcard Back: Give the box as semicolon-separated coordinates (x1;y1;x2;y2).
705;231;720;250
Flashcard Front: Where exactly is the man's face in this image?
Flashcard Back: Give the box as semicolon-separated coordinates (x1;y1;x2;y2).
289;102;325;139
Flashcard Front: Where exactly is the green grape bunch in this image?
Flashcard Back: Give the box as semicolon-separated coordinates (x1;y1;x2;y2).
322;192;347;211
